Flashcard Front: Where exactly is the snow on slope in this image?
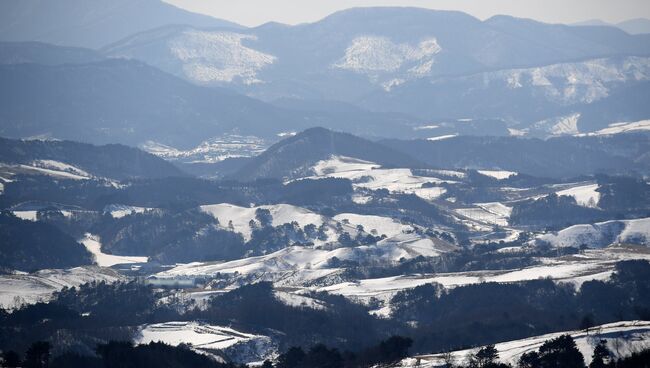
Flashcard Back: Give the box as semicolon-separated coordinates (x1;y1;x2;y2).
0;266;125;309
103;204;153;218
496;56;650;105
80;234;148;267
141;134;267;163
200;203;347;242
556;183;600;207
274;290;328;310
18;164;90;180
426;134;458;141
334;36;441;77
31;160;90;177
536;217;650;248
309;155;449;200
454;207;509;227
168;30;276;85
158;234;453;286
582;119;650;136
333;213;413;238
136;321;275;363
398;320;650;367
477;170;517;180
137;321;263;350
318;246;650;314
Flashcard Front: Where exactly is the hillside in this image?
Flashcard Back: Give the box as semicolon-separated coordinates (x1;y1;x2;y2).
232;127;426;181
381;133;650;178
0;137;185;180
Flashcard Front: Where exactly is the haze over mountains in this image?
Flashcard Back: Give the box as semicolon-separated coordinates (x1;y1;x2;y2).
2;2;650;367
1;1;650;149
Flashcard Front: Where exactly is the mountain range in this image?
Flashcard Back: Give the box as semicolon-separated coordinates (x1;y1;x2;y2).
1;2;650;147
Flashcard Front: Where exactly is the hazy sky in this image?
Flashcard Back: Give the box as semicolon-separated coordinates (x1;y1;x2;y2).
164;0;650;27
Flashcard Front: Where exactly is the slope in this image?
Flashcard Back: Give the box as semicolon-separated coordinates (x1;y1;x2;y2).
232;127;426;181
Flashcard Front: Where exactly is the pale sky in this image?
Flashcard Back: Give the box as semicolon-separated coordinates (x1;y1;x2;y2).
164;0;650;27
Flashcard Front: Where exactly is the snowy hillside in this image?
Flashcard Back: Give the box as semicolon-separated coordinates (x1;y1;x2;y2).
307;155;449;200
489;56;650;105
397;320;650;367
535;217;650;248
136;321;275;363
333;35;441;90
556;183;601;207
0;266;125;309
318;245;650;315
200;203;348;242
141;134;267;163
106;28;276;85
158;233;455;286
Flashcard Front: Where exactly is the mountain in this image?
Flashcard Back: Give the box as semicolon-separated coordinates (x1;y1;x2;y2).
381;133;650;178
0;42;104;65
573;18;650;35
0;59;308;147
232;127;425;181
0;0;240;49
0;52;428;148
617;18;650;35
101;8;650;100
0;136;186;180
98;7;650;133
357;55;650;128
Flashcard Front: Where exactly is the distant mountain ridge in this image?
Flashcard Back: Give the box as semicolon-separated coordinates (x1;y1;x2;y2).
573;18;650;35
0;136;185;180
0;54;425;148
95;7;650;132
0;42;104;65
0;0;240;49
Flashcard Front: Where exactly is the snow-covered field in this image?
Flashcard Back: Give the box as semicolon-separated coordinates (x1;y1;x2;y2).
80;234;148;267
454;207;509;227
200;203;350;242
556;183;600;207
157;233;455;287
535;217;650;248
0;266;125;309
477;170;517;180
136;321;276;363
316;246;650;315
308;155;449;200
398;320;650;367
137;321;263;350
333;213;413;238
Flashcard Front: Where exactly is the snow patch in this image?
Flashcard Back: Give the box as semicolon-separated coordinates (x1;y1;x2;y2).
169;30;276;84
81;234;148;267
